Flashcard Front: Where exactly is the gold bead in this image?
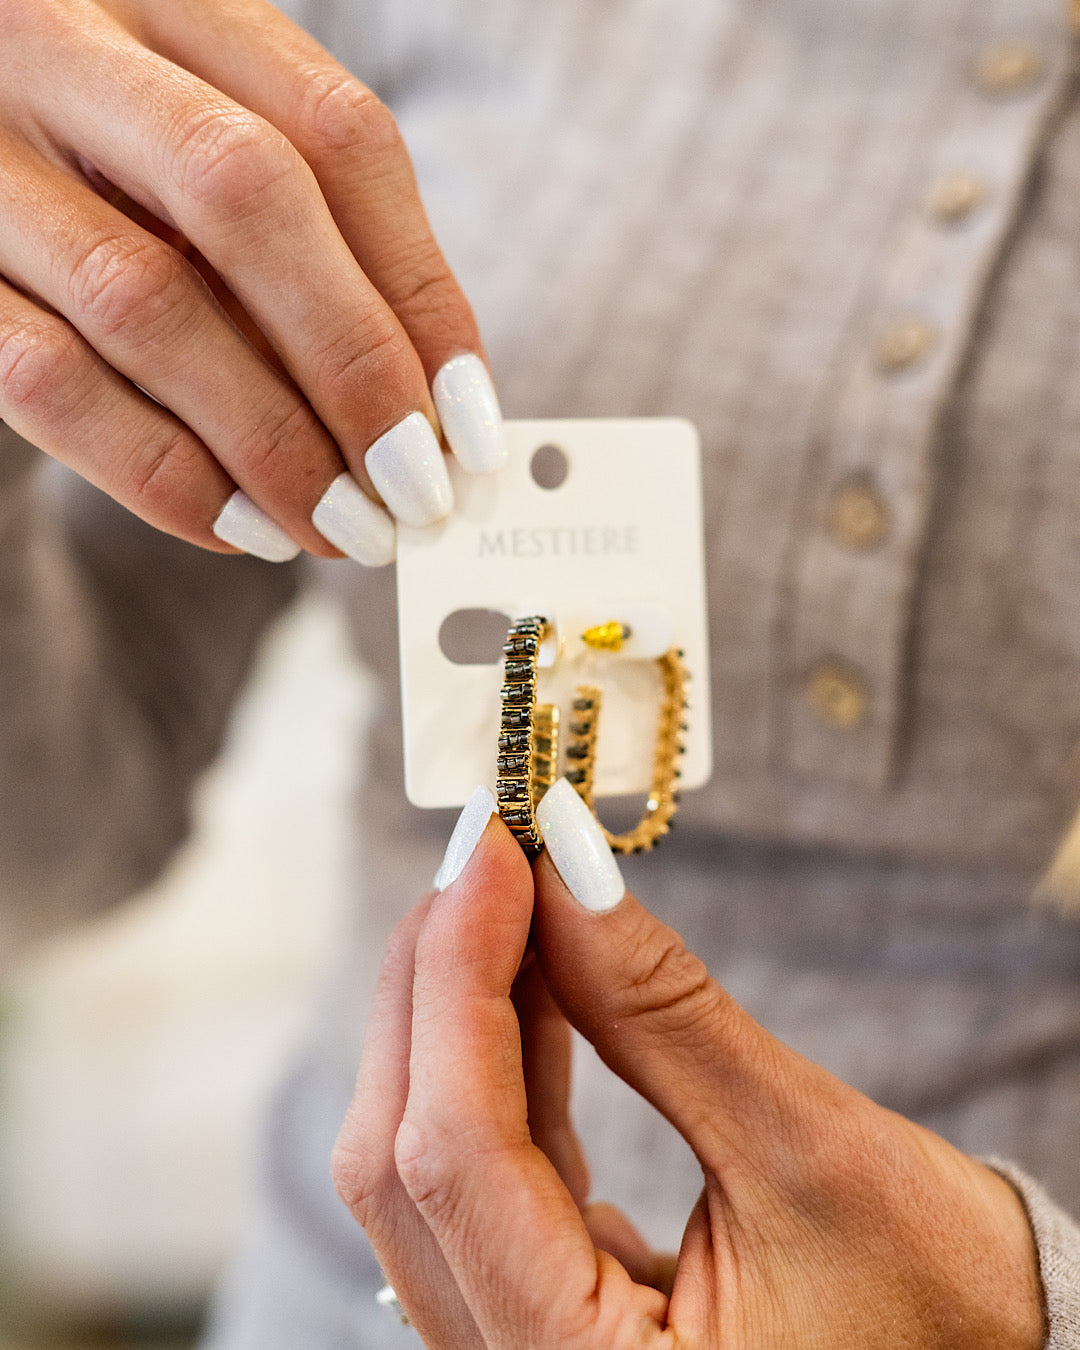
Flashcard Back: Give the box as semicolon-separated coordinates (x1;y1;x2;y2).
976;41;1043;94
828;478;890;551
873;318;938;373
806;663;869;730
581;621;631;652
926;171;988;223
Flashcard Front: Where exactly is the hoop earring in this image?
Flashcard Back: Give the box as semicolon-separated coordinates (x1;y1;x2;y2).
564;624;688;854
495;616;560;858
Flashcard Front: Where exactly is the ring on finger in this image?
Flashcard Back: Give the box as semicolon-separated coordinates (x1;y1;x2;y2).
376;1281;412;1326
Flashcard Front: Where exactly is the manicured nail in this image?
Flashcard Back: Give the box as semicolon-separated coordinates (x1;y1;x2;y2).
365;412;453;527
212;491;300;562
536;778;625;913
312;473;396;567
432;354;508;475
433;785;497;891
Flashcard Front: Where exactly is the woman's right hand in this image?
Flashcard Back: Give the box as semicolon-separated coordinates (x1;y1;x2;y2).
335;783;1045;1350
0;0;506;564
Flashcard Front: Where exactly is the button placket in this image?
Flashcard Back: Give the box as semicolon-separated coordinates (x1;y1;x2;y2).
782;13;1069;787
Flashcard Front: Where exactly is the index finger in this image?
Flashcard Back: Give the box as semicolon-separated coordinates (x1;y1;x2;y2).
80;0;505;478
333;898;484;1350
398;818;669;1349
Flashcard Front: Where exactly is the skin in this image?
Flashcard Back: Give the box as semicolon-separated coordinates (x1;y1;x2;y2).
334;817;1047;1349
0;0;484;552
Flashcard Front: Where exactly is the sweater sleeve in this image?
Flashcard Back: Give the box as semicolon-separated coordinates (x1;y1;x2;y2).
984;1158;1080;1349
0;422;299;960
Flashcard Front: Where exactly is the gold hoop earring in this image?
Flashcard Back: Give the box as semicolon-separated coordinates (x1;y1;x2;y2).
565;625;688;854
495;616;560;858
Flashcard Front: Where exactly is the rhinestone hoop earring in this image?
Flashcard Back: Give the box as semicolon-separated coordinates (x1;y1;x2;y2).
495;616;560;858
564;623;688;854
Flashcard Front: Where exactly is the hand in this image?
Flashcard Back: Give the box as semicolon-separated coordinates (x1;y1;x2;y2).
0;0;505;564
334;784;1046;1349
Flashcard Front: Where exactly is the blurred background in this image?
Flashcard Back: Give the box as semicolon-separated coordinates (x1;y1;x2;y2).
0;594;374;1349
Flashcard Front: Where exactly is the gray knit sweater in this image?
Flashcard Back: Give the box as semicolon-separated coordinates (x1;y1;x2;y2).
3;0;1080;1344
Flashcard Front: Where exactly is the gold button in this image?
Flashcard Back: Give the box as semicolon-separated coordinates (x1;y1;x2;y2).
806;663;869;730
926;171;988;223
976;41;1043;94
828;479;890;551
873;319;938;373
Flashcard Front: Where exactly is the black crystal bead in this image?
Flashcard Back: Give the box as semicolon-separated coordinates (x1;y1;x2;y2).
497;753;529;774
503;659;534;683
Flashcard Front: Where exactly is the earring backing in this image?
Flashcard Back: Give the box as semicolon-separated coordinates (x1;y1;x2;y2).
565;625;688;853
495;616;559;857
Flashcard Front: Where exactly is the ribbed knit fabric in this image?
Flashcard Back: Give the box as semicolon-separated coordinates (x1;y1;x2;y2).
989;1159;1080;1350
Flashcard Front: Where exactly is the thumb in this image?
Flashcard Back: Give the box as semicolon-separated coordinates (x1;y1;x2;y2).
532;779;817;1178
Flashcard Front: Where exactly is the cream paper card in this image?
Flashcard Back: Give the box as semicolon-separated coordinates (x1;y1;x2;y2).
396;418;712;808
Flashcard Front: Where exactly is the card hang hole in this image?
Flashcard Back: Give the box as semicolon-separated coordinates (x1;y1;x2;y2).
530;443;569;490
438;608;513;665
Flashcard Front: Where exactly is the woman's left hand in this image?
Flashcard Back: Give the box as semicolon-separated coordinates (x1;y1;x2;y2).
333;794;1046;1349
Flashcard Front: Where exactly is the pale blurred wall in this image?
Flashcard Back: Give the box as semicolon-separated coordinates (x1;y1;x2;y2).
0;594;373;1329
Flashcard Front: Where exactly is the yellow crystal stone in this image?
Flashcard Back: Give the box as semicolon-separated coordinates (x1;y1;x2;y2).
581;621;631;652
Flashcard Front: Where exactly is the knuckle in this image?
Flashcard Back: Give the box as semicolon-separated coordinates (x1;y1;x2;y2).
68;234;192;343
386;248;470;330
234;398;318;485
296;72;402;160
172;106;301;215
611;920;724;1046
0;315;88;416
330;1137;385;1229
310;323;411;406
393;1116;457;1216
116;425;205;516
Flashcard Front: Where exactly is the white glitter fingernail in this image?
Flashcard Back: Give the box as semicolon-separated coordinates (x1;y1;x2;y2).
212;491;300;562
537;778;625;913
312;473;396;567
433;354;508;475
365;412;453;527
433;785;497;891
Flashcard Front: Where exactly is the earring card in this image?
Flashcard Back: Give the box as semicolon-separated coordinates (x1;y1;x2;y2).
396;418;712;808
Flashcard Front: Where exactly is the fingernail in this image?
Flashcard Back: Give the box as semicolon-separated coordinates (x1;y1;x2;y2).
365;411;453;527
433;784;497;891
312;473;396;567
432;354;508;475
212;491;300;562
536;778;625;913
